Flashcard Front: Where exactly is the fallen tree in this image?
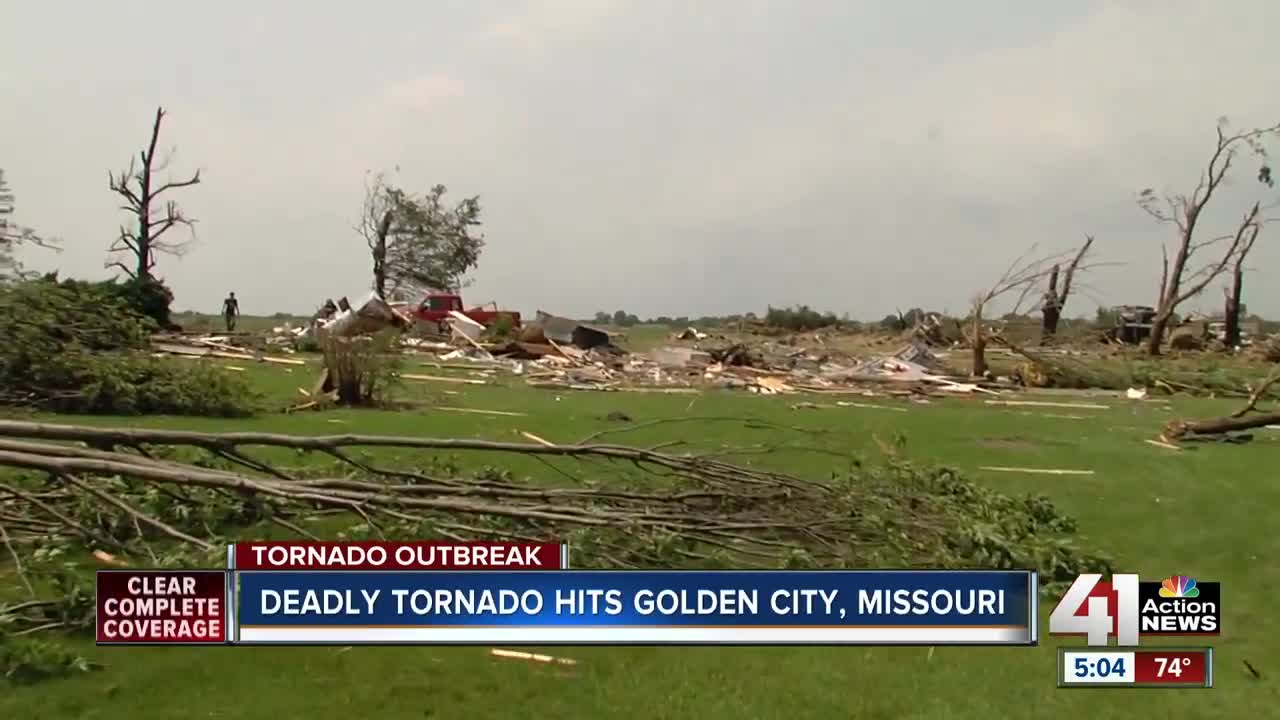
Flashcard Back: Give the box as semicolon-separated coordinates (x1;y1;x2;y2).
1160;365;1280;442
0;419;1112;644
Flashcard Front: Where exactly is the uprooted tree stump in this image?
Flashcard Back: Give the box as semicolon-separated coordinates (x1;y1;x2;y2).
312;293;410;407
318;331;404;406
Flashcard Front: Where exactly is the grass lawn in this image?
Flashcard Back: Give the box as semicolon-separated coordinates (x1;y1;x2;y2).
2;358;1278;719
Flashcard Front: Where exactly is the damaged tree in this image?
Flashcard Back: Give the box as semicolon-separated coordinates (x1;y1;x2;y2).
1222;222;1261;349
969;242;1096;377
0;169;59;279
1138;118;1278;355
359;172;484;299
1039;235;1095;344
107;107;201;281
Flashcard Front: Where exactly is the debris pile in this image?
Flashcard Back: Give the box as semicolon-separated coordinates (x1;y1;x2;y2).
147;304;1062;400
150;334;305;366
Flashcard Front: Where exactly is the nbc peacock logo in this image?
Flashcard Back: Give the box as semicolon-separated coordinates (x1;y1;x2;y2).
1159;575;1200;598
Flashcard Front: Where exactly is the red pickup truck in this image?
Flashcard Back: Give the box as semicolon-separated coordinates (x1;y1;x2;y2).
412;293;521;333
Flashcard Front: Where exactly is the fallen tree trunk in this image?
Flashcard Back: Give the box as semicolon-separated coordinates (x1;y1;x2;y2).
1160;367;1280;441
1162;412;1280;441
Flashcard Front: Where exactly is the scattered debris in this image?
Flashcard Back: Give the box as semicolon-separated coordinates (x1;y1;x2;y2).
523;311;612;350
152;338;307;366
448;311;486;344
651;347;712;367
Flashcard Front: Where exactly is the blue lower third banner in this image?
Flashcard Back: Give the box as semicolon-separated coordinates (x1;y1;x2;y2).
234;570;1037;645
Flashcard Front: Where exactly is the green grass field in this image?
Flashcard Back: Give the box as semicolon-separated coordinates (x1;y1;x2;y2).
3;357;1278;719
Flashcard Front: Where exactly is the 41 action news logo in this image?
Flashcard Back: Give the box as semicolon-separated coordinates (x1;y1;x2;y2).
1048;573;1220;646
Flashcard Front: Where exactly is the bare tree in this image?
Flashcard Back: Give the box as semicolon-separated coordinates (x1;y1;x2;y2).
107;107;201;280
359;172;484;300
1222;222;1261;348
969;242;1096;377
1138;119;1279;355
1038;235;1095;344
0;169;59;279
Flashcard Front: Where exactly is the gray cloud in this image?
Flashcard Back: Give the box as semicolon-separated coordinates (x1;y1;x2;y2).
5;0;1279;319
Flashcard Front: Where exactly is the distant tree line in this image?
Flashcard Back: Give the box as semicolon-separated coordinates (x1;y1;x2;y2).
588;304;1215;338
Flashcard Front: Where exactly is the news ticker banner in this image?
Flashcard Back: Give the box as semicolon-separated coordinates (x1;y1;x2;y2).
95;541;1037;646
1057;647;1213;688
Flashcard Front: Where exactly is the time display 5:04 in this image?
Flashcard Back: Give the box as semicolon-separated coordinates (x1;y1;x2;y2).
1062;651;1135;685
1074;654;1128;679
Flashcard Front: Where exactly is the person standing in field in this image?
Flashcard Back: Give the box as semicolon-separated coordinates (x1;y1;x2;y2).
222;292;240;332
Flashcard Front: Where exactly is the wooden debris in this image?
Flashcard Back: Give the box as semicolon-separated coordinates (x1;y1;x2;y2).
424;362;508;371
490;648;578;666
985;400;1110;410
93;550;127;567
756;377;794;394
977;466;1095;476
399;373;489;386
836;401;908;413
435;407;528;417
520;431;556;446
259;355;306;366
1144;439;1183;451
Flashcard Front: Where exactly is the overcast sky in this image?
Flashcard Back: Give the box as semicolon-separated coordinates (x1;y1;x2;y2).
5;0;1280;319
